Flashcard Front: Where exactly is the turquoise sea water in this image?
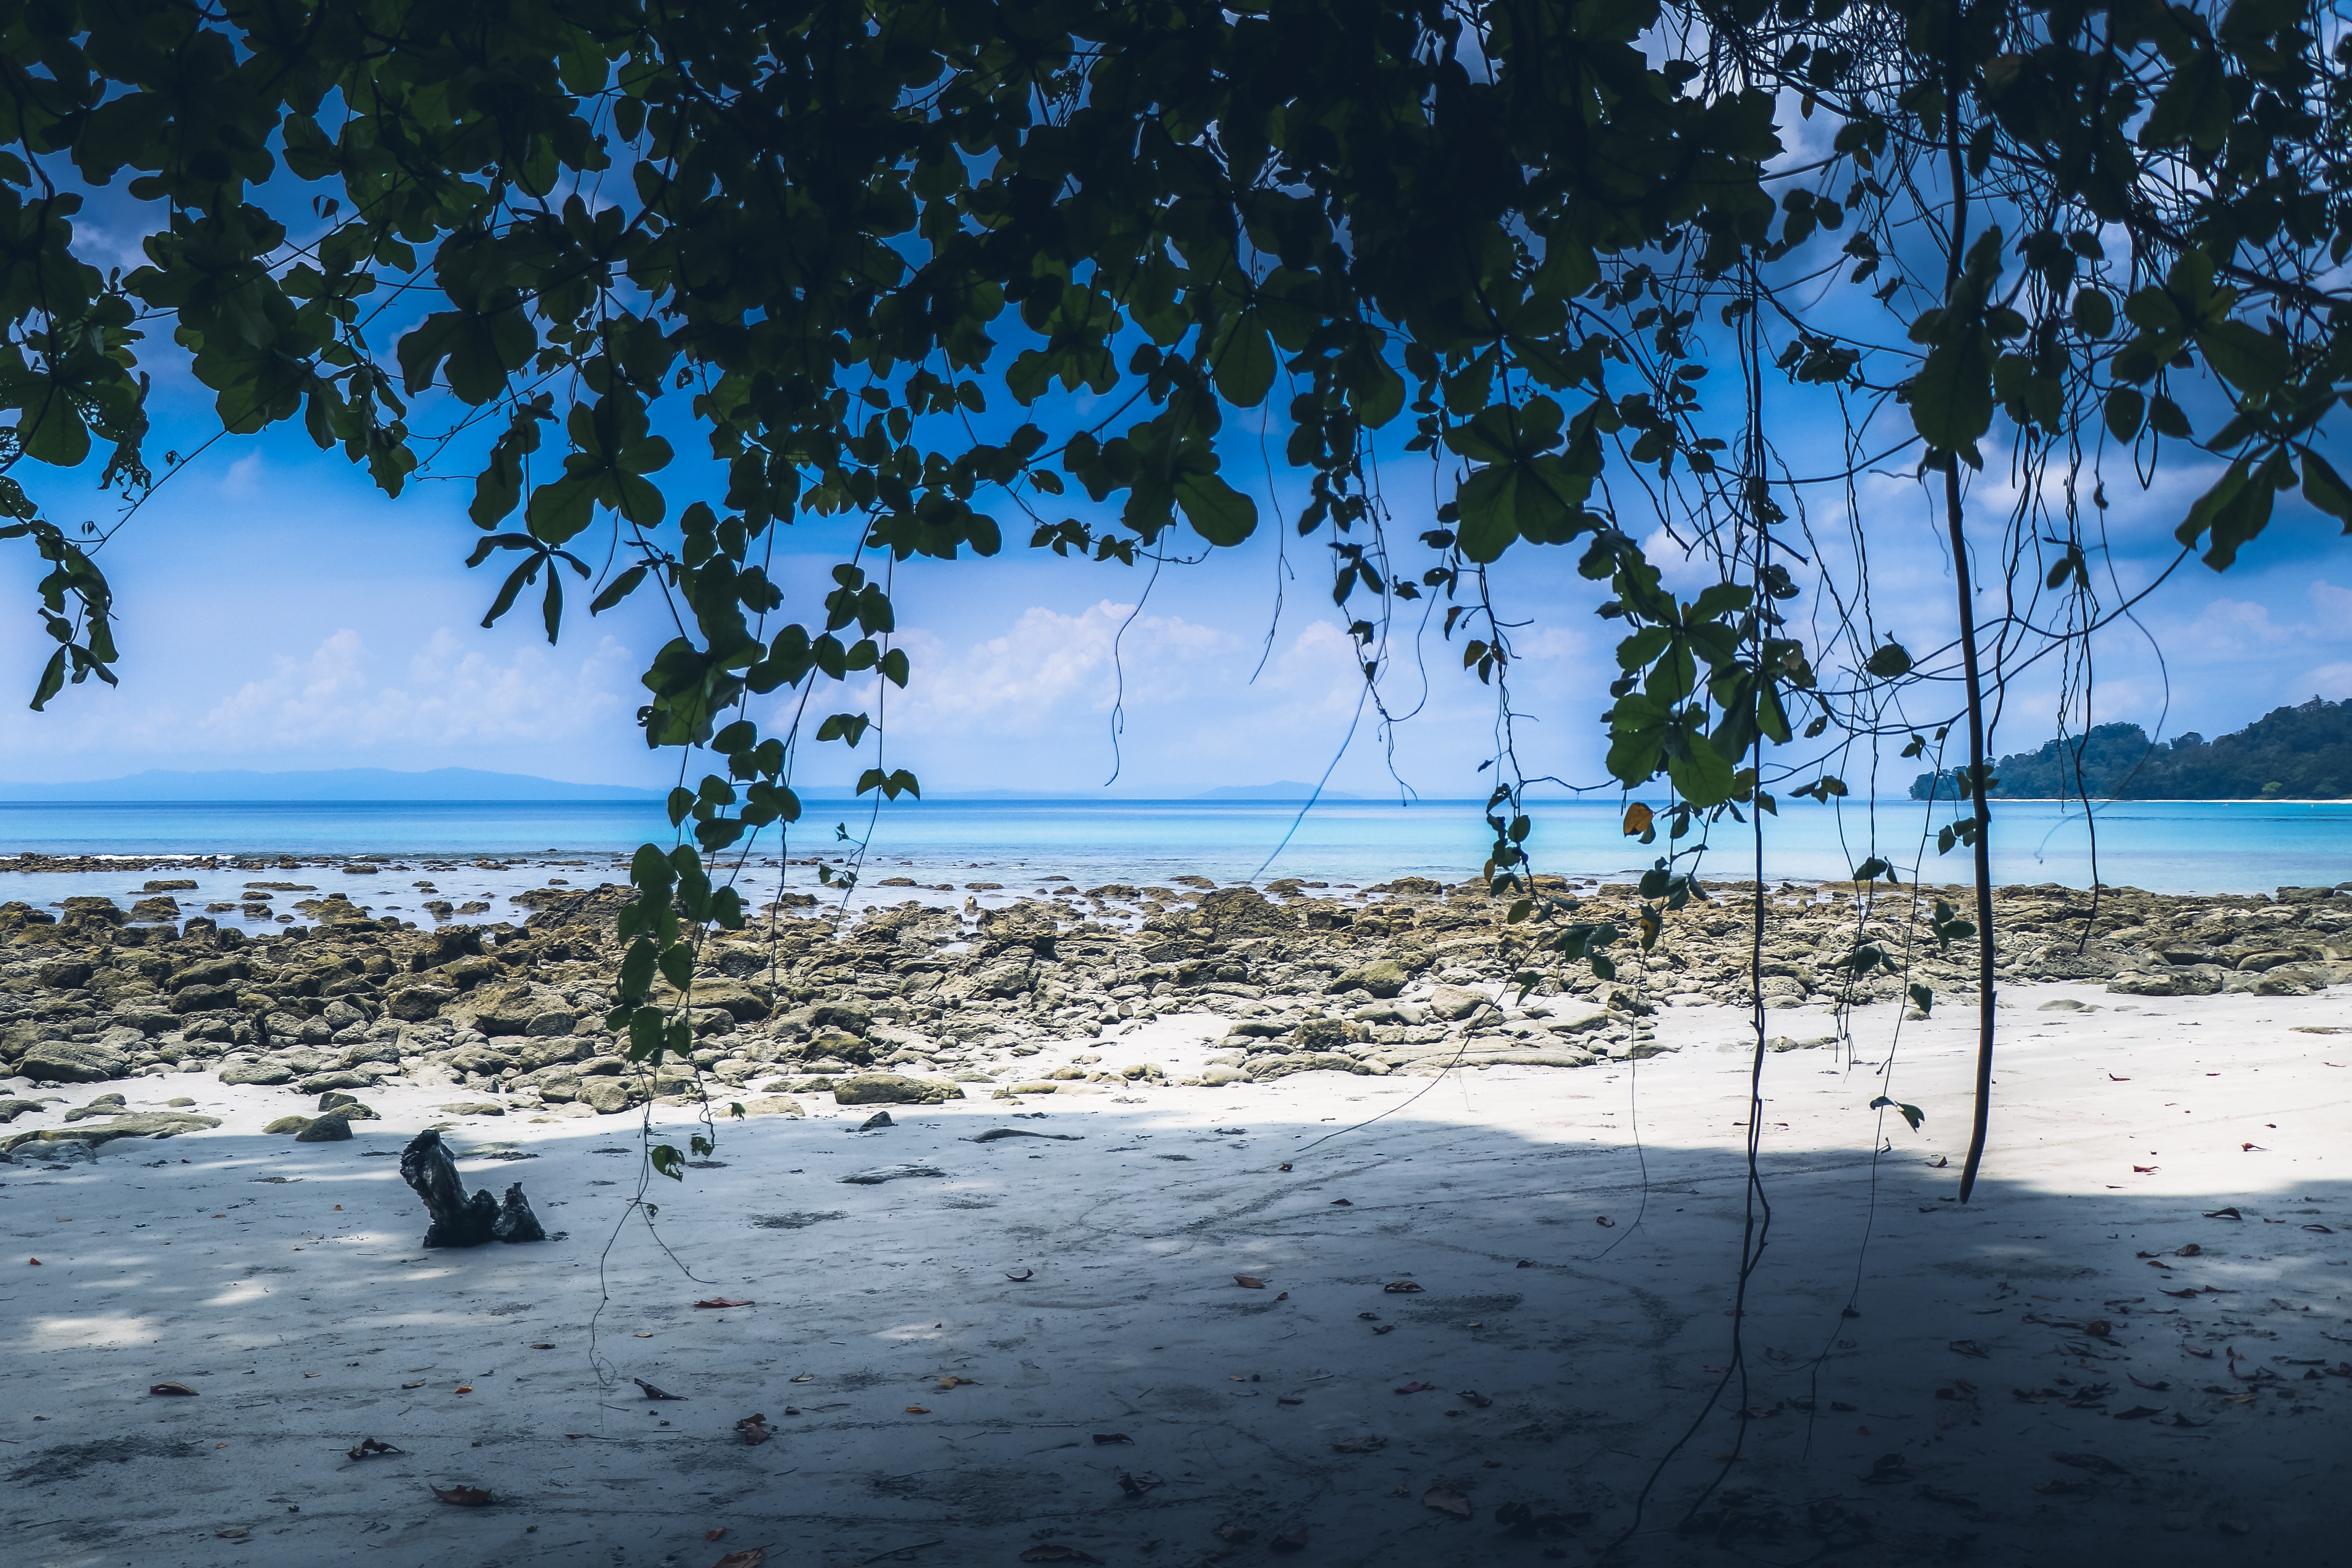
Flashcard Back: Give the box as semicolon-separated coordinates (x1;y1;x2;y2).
0;796;2348;896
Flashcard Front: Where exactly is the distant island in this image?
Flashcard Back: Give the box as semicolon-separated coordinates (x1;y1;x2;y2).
0;768;662;803
1911;697;2352;800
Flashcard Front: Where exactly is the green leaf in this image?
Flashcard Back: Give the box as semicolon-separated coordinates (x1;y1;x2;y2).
591;564;648;614
2198;320;2292;394
1864;642;1912;679
649;1144;685;1180
1908;982;1934;1016
1870;1095;1926;1131
1212;313;1276;408
2103;387;2144;442
1911;330;1993;453
1174;472;1258;547
2305;452;2352;527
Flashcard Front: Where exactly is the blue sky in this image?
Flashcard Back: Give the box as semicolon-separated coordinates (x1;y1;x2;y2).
0;393;2344;800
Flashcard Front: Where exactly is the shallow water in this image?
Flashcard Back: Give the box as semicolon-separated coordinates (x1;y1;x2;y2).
0;795;2347;897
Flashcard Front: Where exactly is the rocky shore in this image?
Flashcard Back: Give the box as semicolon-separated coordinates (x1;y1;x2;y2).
4;868;2348;1154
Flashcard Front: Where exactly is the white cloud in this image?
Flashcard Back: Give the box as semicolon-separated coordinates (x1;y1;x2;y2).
219;452;265;499
872;601;1223;738
2178;597;2292;653
201;627;636;750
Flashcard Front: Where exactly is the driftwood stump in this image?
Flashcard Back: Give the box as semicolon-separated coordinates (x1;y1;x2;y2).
399;1129;546;1247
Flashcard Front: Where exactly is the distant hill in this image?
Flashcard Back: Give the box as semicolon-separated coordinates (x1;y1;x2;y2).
1911;698;2352;800
1190;782;1366;800
0;768;662;802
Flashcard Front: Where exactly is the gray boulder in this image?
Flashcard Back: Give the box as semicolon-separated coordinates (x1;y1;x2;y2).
22;1039;131;1083
1424;984;1491;1020
833;1074;965;1106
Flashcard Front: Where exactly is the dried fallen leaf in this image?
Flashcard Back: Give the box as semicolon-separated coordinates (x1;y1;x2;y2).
1383;1280;1423;1294
400;1381;426;1390
2206;1206;2243;1220
635;1379;684;1401
789;1374;814;1383
937;1375;976;1390
1947;1340;1989;1359
455;1384;474;1394
1004;1268;1034;1282
1422;1486;1473;1520
1395;1380;1437;1394
2133;1165;2158;1174
2084;1319;2113;1338
431;1484;495;1507
2176;1243;2203;1256
695;1298;753;1309
1234;1275;1267;1289
2112;1405;2165;1420
1277;1162;1293;1173
1018;1546;1104;1564
1331;1436;1386;1454
1457;1390;1493;1408
1594;1216;1616;1228
1373;1324;1396;1335
2305;1224;2336;1234
2184;1345;2214;1358
712;1550;767;1568
1091;1433;1133;1445
530;1342;555;1350
734;1415;771;1446
1861;1453;1909;1484
2052;1452;2129;1476
149;1382;198;1397
347;1438;402;1461
1270;1527;1309;1553
1330;1198;1352;1206
904;1404;930;1414
2243;1143;2264;1152
1116;1469;1162;1497
706;1529;727;1542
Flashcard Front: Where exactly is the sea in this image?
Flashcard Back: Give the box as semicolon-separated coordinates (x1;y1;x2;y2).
0;796;2347;935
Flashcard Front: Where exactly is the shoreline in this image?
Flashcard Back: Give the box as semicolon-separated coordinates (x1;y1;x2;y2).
2;872;2348;1125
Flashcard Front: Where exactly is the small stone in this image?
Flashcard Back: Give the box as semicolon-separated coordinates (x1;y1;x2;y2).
219;1062;295;1086
438;1102;505;1117
833;1074;965;1106
838;1163;946;1185
578;1077;637;1114
1328;958;1408;999
858;1110;895;1130
295;1113;354;1142
264;1116;313;1135
738;1096;804;1118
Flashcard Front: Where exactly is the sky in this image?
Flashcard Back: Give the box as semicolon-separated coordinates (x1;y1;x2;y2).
0;397;2344;801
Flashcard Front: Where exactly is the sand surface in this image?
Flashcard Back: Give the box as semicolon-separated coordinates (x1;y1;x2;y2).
4;981;2348;1567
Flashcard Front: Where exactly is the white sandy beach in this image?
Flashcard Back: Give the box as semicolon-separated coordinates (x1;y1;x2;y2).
4;981;2348;1568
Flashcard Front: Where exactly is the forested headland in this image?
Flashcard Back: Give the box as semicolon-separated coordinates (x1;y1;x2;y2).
1911;698;2352;801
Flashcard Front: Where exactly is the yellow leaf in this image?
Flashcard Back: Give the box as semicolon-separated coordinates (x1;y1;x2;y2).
1622;802;1653;837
